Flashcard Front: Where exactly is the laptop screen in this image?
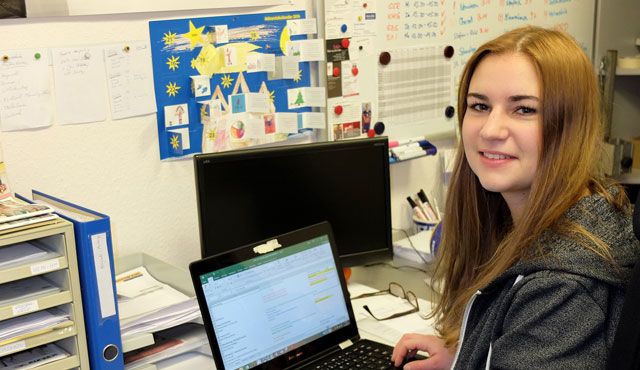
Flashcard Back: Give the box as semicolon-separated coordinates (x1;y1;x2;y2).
197;234;351;370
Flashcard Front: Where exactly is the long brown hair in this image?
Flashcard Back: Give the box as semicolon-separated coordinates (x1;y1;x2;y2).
433;26;628;348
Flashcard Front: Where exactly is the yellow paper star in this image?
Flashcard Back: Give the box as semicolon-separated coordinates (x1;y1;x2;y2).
170;135;180;149
206;129;217;140
293;69;302;83
250;30;260;41
268;90;275;103
221;74;234;89
162;31;177;46
166;55;180;71
190;58;197;69
183;20;205;49
166;82;181;97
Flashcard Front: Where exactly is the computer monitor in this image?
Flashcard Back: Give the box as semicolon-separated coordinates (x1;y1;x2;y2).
193;137;392;267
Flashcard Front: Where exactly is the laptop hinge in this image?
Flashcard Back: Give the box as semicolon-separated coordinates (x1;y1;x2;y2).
339;339;353;349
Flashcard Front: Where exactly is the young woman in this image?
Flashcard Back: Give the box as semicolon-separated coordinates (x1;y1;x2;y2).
391;26;640;369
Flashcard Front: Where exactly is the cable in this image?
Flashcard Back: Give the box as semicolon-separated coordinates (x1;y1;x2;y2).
392;227;432;266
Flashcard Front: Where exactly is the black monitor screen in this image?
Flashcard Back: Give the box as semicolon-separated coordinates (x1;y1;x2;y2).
193;137;392;267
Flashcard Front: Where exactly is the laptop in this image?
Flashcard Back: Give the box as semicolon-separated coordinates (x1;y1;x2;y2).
189;221;420;370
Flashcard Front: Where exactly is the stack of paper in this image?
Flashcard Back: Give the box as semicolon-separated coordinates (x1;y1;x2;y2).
0;243;52;270
347;283;436;347
0;276;60;307
124;323;209;370
0;343;70;369
0;308;72;346
117;267;200;338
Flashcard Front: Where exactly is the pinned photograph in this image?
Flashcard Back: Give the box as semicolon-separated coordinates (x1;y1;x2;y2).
361;102;372;133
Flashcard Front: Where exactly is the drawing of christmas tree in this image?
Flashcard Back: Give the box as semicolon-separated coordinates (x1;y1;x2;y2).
294;91;304;106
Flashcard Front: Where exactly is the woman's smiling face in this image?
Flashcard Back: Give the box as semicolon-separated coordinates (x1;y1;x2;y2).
462;52;543;214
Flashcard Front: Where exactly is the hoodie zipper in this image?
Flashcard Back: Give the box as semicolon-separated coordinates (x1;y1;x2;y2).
450;290;482;369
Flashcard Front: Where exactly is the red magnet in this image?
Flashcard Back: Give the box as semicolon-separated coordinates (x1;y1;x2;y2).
341;38;350;49
351;65;359;76
334;105;343;115
333;66;341;77
367;129;375;138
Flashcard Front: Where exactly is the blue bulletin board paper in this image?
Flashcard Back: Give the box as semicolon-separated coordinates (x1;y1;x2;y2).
149;11;312;160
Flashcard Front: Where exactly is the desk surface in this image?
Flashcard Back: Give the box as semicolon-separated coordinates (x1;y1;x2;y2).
349;260;440;303
143;260;439;370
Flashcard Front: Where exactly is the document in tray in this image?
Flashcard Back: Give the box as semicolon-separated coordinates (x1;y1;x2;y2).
0;276;60;307
0;343;70;369
0;243;49;269
120;297;200;338
0;308;71;345
116;266;190;323
124;323;209;370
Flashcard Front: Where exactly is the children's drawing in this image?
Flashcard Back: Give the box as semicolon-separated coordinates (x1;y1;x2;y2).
149;11;314;160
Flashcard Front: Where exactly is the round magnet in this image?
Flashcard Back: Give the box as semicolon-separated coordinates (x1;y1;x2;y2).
359;45;363;51
333;66;341;77
445;105;455;118
341;38;350;49
379;51;391;65
334;105;343;115
367;129;376;138
2;55;8;62
363;2;368;8
374;121;385;135
444;45;454;58
351;65;359;76
34;52;41;60
341;24;348;33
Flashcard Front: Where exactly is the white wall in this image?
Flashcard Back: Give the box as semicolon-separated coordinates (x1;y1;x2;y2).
0;6;446;270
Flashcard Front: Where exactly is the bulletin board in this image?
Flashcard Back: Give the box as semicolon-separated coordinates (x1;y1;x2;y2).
322;0;596;143
149;11;315;160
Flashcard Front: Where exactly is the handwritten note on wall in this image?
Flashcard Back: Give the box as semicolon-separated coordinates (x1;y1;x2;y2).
52;46;108;124
104;42;156;120
0;49;53;132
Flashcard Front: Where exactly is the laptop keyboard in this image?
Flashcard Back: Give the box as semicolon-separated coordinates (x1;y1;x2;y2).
306;339;402;370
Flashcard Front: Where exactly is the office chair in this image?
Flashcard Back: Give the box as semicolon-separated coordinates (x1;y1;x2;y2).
607;192;640;370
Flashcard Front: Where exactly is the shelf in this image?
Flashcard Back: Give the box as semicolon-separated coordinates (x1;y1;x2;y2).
616;68;640;76
0;256;67;285
617;169;640;184
35;354;80;370
0;291;73;321
0;322;77;357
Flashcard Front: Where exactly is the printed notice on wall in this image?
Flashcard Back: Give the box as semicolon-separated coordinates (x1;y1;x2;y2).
104;41;157;120
52;46;108;124
0;49;53;132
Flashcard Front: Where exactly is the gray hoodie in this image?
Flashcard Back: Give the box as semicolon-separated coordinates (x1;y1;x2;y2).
451;191;640;370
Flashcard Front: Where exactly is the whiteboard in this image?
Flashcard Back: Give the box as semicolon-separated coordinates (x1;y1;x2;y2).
325;0;596;143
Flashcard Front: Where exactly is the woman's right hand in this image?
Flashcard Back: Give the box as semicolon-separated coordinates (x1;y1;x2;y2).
391;333;454;370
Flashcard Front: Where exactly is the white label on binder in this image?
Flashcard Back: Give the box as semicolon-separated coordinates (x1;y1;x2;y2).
91;232;116;318
30;259;60;275
0;340;26;356
12;300;38;316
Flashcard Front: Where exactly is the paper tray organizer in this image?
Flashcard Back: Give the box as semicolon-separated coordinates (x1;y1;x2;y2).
116;253;203;355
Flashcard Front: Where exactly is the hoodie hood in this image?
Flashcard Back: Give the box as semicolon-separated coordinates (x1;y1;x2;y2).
486;190;640;291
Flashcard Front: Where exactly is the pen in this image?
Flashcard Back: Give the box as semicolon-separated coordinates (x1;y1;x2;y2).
407;196;428;221
418;189;439;220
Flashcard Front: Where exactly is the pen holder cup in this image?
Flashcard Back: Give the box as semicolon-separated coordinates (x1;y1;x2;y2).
413;217;439;232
